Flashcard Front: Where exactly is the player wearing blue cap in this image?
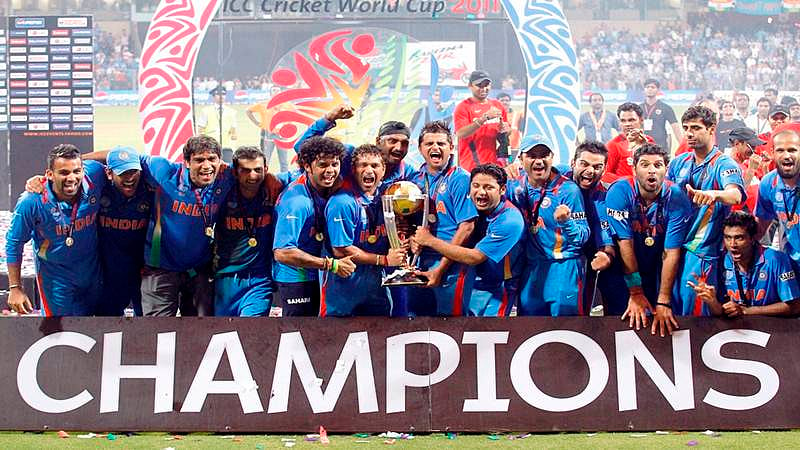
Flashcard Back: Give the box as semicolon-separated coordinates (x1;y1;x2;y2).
6;144;106;316
214;146;284;316
323;144;408;316
508;135;590;316
755;128;800;271
405;121;478;316
96;147;153;316
606;143;692;336
273;136;356;316
84;135;236;316
294;104;416;192
412;163;524;316
666;106;745;316
692;211;800;317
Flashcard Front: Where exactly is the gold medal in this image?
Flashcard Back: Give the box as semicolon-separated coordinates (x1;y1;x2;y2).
205;226;214;237
530;225;539;235
644;236;655;247
65;236;74;247
247;237;258;247
367;235;377;244
427;213;438;224
315;232;325;242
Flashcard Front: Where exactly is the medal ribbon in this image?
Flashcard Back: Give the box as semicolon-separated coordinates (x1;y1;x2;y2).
305;176;327;239
733;262;753;307
635;181;664;241
193;188;212;236
354;192;379;238
64;200;80;244
782;186;800;222
589;110;606;139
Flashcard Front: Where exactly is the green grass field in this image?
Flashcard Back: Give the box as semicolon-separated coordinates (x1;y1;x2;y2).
0;430;798;449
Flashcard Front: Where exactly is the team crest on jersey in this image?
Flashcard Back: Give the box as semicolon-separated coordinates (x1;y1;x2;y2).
725;270;734;280
50;207;60;218
227;200;238;209
656;109;662;115
679;167;689;178
89;195;97;205
100;196;111;207
138;202;150;212
541;197;551;209
776;191;784;202
759;271;767;280
215;188;222;196
438;183;447;194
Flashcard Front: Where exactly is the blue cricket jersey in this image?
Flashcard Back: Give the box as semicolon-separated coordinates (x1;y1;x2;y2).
471;199;525;291
137;155;235;272
215;174;282;275
294;117;417;193
6;161;106;292
666;148;745;258
562;168;614;255
722;246;800;306
408;159;478;261
755;170;800;266
507;169;590;261
272;173;330;282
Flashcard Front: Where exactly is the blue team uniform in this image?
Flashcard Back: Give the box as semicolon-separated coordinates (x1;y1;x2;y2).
273;173;328;284
666;148;745;315
6;161;106;316
606;178;692;313
294;117;417;193
561;168;628;314
755;171;800;271
323;188;392;316
466;199;525;316
721;246;800;307
407;160;478;316
96;180;153;316
214;176;282;316
137;155;235;272
508;169;590;316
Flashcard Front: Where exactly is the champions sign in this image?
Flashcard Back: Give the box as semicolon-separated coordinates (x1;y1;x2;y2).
1;317;798;432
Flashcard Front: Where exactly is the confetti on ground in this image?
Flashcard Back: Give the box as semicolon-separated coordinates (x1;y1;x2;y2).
630;434;648;438
446;432;456;440
687;440;699;446
284;442;296;448
107;433;117;441
355;440;371;444
384;439;396;445
488;435;500;440
77;433;97;439
379;432;402;439
320;426;330;445
586;433;597;437
57;431;69;438
656;431;670;435
232;437;242;442
752;430;763;434
354;433;370;438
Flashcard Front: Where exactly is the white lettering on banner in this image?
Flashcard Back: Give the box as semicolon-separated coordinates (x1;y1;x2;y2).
615;330;695;411
268;331;378;414
17;332;96;413
701;330;779;410
509;330;609;412
386;331;459;413
99;332;175;414
462;331;510;412
181;332;263;413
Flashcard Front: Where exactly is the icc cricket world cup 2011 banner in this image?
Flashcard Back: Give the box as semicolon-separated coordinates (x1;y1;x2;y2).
1;317;798;432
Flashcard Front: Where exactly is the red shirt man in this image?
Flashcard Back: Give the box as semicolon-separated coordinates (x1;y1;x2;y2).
602;102;655;184
454;70;509;172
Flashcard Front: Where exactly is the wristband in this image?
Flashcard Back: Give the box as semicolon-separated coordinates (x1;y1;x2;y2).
376;254;381;266
8;284;20;290
624;272;642;288
330;259;339;273
656;302;672;309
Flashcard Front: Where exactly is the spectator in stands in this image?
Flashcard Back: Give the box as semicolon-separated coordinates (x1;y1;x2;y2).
764;88;779;107
787;99;800;123
577;93;619;144
734;92;751;122
602;102;654;184
640;78;682;152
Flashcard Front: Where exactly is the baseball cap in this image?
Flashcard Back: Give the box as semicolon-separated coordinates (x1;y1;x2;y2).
469;70;491;85
107;147;141;175
210;85;227;96
728;128;766;147
377;121;411;138
519;134;554;158
769;104;789;119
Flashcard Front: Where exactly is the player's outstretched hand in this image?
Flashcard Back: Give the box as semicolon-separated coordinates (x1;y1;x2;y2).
687;277;716;304
621;287;652;331
325;104;355;122
334;255;356;278
651;303;679;337
8;288;33;315
554;204;571;223
25;175;45;194
504;160;522;179
686;185;717;206
386;247;407;267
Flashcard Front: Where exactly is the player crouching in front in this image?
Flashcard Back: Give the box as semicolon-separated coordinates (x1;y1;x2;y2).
411;163;524;316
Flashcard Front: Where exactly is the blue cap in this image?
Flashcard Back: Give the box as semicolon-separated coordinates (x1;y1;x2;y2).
107;147;141;175
519;134;554;156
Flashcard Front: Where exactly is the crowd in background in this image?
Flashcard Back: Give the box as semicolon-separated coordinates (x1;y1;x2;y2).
94;28;139;90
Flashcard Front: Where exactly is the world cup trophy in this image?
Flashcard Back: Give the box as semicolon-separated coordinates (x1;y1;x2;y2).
381;181;430;286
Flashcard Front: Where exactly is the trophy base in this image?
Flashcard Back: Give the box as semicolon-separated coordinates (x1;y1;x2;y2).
381;268;428;286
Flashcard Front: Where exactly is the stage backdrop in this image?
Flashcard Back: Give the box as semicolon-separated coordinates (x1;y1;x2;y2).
138;0;580;163
2;317;798;432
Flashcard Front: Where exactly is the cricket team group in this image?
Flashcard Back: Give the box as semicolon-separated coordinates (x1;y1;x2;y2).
6;71;800;336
